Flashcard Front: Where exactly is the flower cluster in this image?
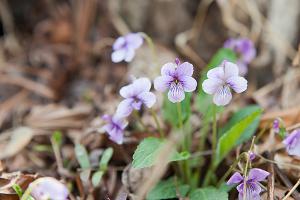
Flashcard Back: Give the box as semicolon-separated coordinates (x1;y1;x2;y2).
224;38;256;76
111;33;143;63
29;177;69;200
202;60;247;106
227;168;269;200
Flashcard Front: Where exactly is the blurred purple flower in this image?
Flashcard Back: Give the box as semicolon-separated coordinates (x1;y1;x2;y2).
154;59;197;103
283;129;300;157
102;114;128;144
224;38;256;76
30;177;69;200
227;168;269;200
111;33;143;63
116;78;156;117
202;60;247;106
273;119;280;134
249;152;256;161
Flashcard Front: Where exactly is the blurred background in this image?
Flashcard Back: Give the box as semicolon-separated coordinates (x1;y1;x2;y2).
0;0;299;199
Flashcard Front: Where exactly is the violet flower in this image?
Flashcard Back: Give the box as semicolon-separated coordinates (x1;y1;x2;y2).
224;38;256;76
273;119;280;134
249;151;256;161
111;33;143;63
227;168;269;200
202;60;247;106
30;177;69;200
101;114;128;144
116;77;156;117
283;129;300;157
154;58;197;103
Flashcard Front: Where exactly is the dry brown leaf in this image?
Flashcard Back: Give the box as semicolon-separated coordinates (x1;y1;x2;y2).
0;127;34;160
0;172;37;200
24;103;92;131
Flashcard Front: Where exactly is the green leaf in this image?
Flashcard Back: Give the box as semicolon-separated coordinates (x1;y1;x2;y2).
12;184;23;197
132;137;190;169
219;105;262;144
75;144;91;169
190;187;228;200
147;178;190;200
100;147;113;171
92;171;104;187
162;93;192;127
51;130;62;147
197;48;236;114
214;109;262;166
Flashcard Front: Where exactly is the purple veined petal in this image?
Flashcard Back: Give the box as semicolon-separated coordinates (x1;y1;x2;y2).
116;99;134;117
283;130;300;157
283;129;300;147
124;48;135;62
176;62;194;77
161;62;177;76
236;61;248;76
227;172;243;185
112;115;128;129
213;85;232;106
202;78;223;95
238;189;260;200
138;92;156;108
226;76;248;93
168;82;185;103
154;76;174;92
131;100;143;110
125;33;143;49
180;76;197;92
109;127;124;144
207;67;224;80
113;36;126;50
248;168;270;182
111;49;127;63
223;60;239;79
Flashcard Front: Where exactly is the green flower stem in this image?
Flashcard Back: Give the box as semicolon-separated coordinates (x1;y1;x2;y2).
202;105;218;186
176;102;192;184
139;32;158;65
150;108;164;138
212;105;217;157
133;110;149;132
217;153;246;187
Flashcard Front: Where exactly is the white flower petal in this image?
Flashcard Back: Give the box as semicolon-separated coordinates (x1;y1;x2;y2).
202;79;223;94
161;62;177;76
167;83;185;103
111;49;126;63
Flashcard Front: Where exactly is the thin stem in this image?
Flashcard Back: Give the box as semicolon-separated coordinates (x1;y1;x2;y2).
139;32;158;66
176;102;192;184
150;108;164;138
282;178;300;200
133;110;149;132
203;105;218;186
212;105;217;157
217;153;246;187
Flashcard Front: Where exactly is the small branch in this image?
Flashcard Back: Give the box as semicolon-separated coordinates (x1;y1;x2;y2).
282;177;300;200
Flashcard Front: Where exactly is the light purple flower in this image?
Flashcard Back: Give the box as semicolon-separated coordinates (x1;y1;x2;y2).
202;60;247;106
111;33;143;63
227;168;269;200
30;177;69;200
273;119;280;134
283;129;300;157
249;151;256;161
116;78;156;117
154;59;197;103
102;114;128;144
224;38;256;76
